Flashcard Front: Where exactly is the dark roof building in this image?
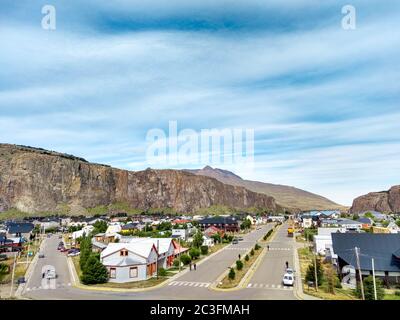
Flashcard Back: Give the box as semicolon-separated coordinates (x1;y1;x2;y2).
7;222;34;235
198;216;239;232
332;233;400;278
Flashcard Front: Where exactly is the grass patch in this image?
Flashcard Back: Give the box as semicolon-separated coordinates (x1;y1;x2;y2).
297;248;357;300
91;276;169;289
217;247;263;289
384;294;400;300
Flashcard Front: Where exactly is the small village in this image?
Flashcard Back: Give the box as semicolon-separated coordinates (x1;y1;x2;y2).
1;209;400;300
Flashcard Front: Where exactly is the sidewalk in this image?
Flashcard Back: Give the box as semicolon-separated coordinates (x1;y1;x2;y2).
292;239;320;300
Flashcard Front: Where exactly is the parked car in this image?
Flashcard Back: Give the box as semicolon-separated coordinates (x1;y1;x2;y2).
286;268;295;276
232;239;238;244
38;253;45;258
17;276;26;284
0;254;7;261
282;273;294;286
67;251;80;257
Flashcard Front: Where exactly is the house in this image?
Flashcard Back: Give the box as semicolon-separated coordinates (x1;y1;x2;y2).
171;229;188;241
358;217;373;229
301;216;313;228
203;226;224;238
313;227;343;255
198;216;239;232
202;235;214;247
267;216;285;223
320;218;362;231
372;222;400;234
7;222;34;240
91;238;108;253
332;233;400;285
119;238;176;269
71;225;94;240
101;242;159;283
360;211;388;221
36;218;60;231
120;223;140;234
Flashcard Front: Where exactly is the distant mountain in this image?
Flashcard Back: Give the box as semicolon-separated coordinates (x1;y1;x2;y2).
350;185;400;214
186;166;344;212
0;144;277;215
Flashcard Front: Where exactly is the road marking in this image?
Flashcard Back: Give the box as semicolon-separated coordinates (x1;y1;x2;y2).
169;281;211;288
246;283;294;291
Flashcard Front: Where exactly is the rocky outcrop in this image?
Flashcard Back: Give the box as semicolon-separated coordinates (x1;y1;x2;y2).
0;144;277;214
350;185;400;213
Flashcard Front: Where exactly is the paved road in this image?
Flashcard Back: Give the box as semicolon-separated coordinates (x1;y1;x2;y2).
23;223;297;300
24;234;72;293
244;222;296;300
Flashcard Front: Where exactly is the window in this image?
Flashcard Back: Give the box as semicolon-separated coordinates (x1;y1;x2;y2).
109;268;116;279
130;267;138;278
120;249;128;256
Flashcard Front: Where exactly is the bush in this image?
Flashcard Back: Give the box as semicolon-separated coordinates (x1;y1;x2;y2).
250;249;255;256
305;258;324;287
189;247;201;260
158;268;167;277
200;245;209;255
355;276;385;300
236;260;244;271
254;243;261;250
173;259;180;267
395;291;400;296
80;254;108;285
245;254;250;262
228;267;236;280
180;254;191;265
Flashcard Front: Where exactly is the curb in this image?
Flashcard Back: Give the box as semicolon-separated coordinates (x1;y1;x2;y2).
210;223;277;292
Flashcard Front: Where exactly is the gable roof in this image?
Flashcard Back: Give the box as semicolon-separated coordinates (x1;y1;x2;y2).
332;233;400;272
101;242;157;260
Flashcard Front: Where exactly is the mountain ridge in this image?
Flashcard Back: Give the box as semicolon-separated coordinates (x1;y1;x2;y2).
186;166;344;211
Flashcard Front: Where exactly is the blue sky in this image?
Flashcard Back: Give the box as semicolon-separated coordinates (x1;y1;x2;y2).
1;0;400;206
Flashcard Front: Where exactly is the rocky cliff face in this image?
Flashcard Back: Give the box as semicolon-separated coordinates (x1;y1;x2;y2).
0;144;277;214
350;185;400;213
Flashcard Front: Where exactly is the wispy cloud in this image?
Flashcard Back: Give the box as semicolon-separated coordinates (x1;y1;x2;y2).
0;0;399;205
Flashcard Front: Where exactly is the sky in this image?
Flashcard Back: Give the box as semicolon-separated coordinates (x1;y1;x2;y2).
1;0;400;206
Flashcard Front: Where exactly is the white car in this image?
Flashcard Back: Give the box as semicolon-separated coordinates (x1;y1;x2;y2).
67;251;80;257
282;273;295;286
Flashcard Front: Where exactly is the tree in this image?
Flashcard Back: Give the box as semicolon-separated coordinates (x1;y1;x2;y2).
240;219;251;230
180;254;191;265
236;260;243;271
228;267;236;280
254;243;261;250
305;258;324;286
192;230;204;248
352;214;360;221
200;245;209;255
92;220;108;234
211;233;221;244
0;263;9;282
244;254;250;262
356;276;385;300
79;236;93;272
189;247;201;260
250;249;255;256
80;254;108;285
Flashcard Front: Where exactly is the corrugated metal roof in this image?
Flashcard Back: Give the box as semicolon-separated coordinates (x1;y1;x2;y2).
332;233;400;272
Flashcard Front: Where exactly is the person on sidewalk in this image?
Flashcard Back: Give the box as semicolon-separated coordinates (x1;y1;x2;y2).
189;262;192;271
194;263;197;271
267;245;270;251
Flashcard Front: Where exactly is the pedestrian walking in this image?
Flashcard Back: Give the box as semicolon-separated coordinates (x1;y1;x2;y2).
189;262;192;271
238;254;241;260
285;261;289;269
194;263;197;271
267;245;269;251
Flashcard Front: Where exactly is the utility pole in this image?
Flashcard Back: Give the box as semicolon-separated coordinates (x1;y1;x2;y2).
372;257;377;300
355;247;365;300
178;237;182;272
313;252;318;292
156;239;159;279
